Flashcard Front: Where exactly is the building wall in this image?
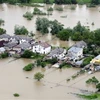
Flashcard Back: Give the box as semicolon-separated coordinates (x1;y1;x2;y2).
32;45;51;54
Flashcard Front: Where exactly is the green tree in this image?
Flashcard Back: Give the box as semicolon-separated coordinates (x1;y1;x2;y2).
36;17;49;34
91;0;99;5
0;19;4;26
34;72;44;81
14;25;28;35
50;20;63;35
96;83;100;91
21;50;33;58
0;28;6;35
57;28;72;41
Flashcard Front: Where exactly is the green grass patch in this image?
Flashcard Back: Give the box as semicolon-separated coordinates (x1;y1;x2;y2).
79;93;100;100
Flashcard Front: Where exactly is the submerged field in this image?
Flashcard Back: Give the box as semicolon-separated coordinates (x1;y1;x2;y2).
0;58;100;99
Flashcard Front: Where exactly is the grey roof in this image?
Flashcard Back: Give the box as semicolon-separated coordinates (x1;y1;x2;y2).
94;55;100;60
14;42;31;50
4;42;17;48
48;48;64;57
0;34;11;39
11;35;33;42
95;66;100;71
68;47;83;53
73;40;87;48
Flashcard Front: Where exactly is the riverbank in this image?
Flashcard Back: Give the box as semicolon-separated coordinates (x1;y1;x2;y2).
0;58;99;99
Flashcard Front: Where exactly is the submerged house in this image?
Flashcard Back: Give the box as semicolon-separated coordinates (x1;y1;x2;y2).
67;47;83;61
47;47;66;60
32;42;51;54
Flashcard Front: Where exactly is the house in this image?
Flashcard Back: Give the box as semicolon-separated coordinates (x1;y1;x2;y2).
10;35;33;44
90;55;100;65
13;42;32;53
67;47;83;61
4;42;18;51
0;34;11;41
47;47;66;59
32;42;51;54
73;40;87;48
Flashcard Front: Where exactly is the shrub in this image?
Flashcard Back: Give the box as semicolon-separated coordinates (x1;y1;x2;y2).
23;11;33;20
13;93;20;97
55;7;63;11
23;63;34;71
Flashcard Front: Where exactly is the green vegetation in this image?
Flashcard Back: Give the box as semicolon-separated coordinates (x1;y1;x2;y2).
96;83;100;91
33;7;46;15
0;19;4;26
23;11;33;20
0;28;6;35
34;72;44;81
1;0;100;5
14;25;28;35
81;57;93;67
59;62;72;69
70;6;76;10
86;76;99;85
79;93;100;100
55;7;63;11
47;7;53;11
23;63;34;71
0;52;9;59
13;93;20;97
36;17;49;34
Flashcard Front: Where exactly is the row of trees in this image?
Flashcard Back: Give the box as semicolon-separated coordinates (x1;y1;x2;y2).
1;0;100;5
36;17;100;46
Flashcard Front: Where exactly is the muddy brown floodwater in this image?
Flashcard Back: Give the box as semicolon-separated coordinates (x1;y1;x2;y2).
0;3;100;100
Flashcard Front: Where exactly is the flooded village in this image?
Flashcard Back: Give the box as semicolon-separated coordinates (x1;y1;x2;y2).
0;3;100;100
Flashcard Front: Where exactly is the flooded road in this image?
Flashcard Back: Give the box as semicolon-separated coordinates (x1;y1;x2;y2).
0;58;99;100
0;3;100;47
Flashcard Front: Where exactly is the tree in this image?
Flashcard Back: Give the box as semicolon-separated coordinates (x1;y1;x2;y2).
57;28;72;41
50;20;63;35
0;19;4;26
34;72;44;81
36;17;49;34
14;25;28;35
0;28;6;35
91;0;99;5
96;83;100;91
21;50;33;58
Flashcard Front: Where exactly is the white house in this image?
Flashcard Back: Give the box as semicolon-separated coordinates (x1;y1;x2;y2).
32;42;51;54
47;48;66;60
68;47;83;61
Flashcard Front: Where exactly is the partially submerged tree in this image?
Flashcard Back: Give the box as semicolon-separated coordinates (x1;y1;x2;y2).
34;72;44;81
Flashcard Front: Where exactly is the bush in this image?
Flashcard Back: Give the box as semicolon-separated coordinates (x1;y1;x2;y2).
55;7;63;11
23;63;34;71
0;52;8;58
13;93;20;97
47;7;53;11
23;11;33;20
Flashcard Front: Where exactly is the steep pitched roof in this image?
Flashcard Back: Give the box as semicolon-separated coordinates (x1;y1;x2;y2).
73;40;87;48
68;47;83;53
0;34;11;39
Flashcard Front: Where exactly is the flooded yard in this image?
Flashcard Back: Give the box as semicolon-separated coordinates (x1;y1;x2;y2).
0;58;99;100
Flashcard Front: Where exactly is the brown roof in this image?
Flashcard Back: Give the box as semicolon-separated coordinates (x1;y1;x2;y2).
39;42;51;48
